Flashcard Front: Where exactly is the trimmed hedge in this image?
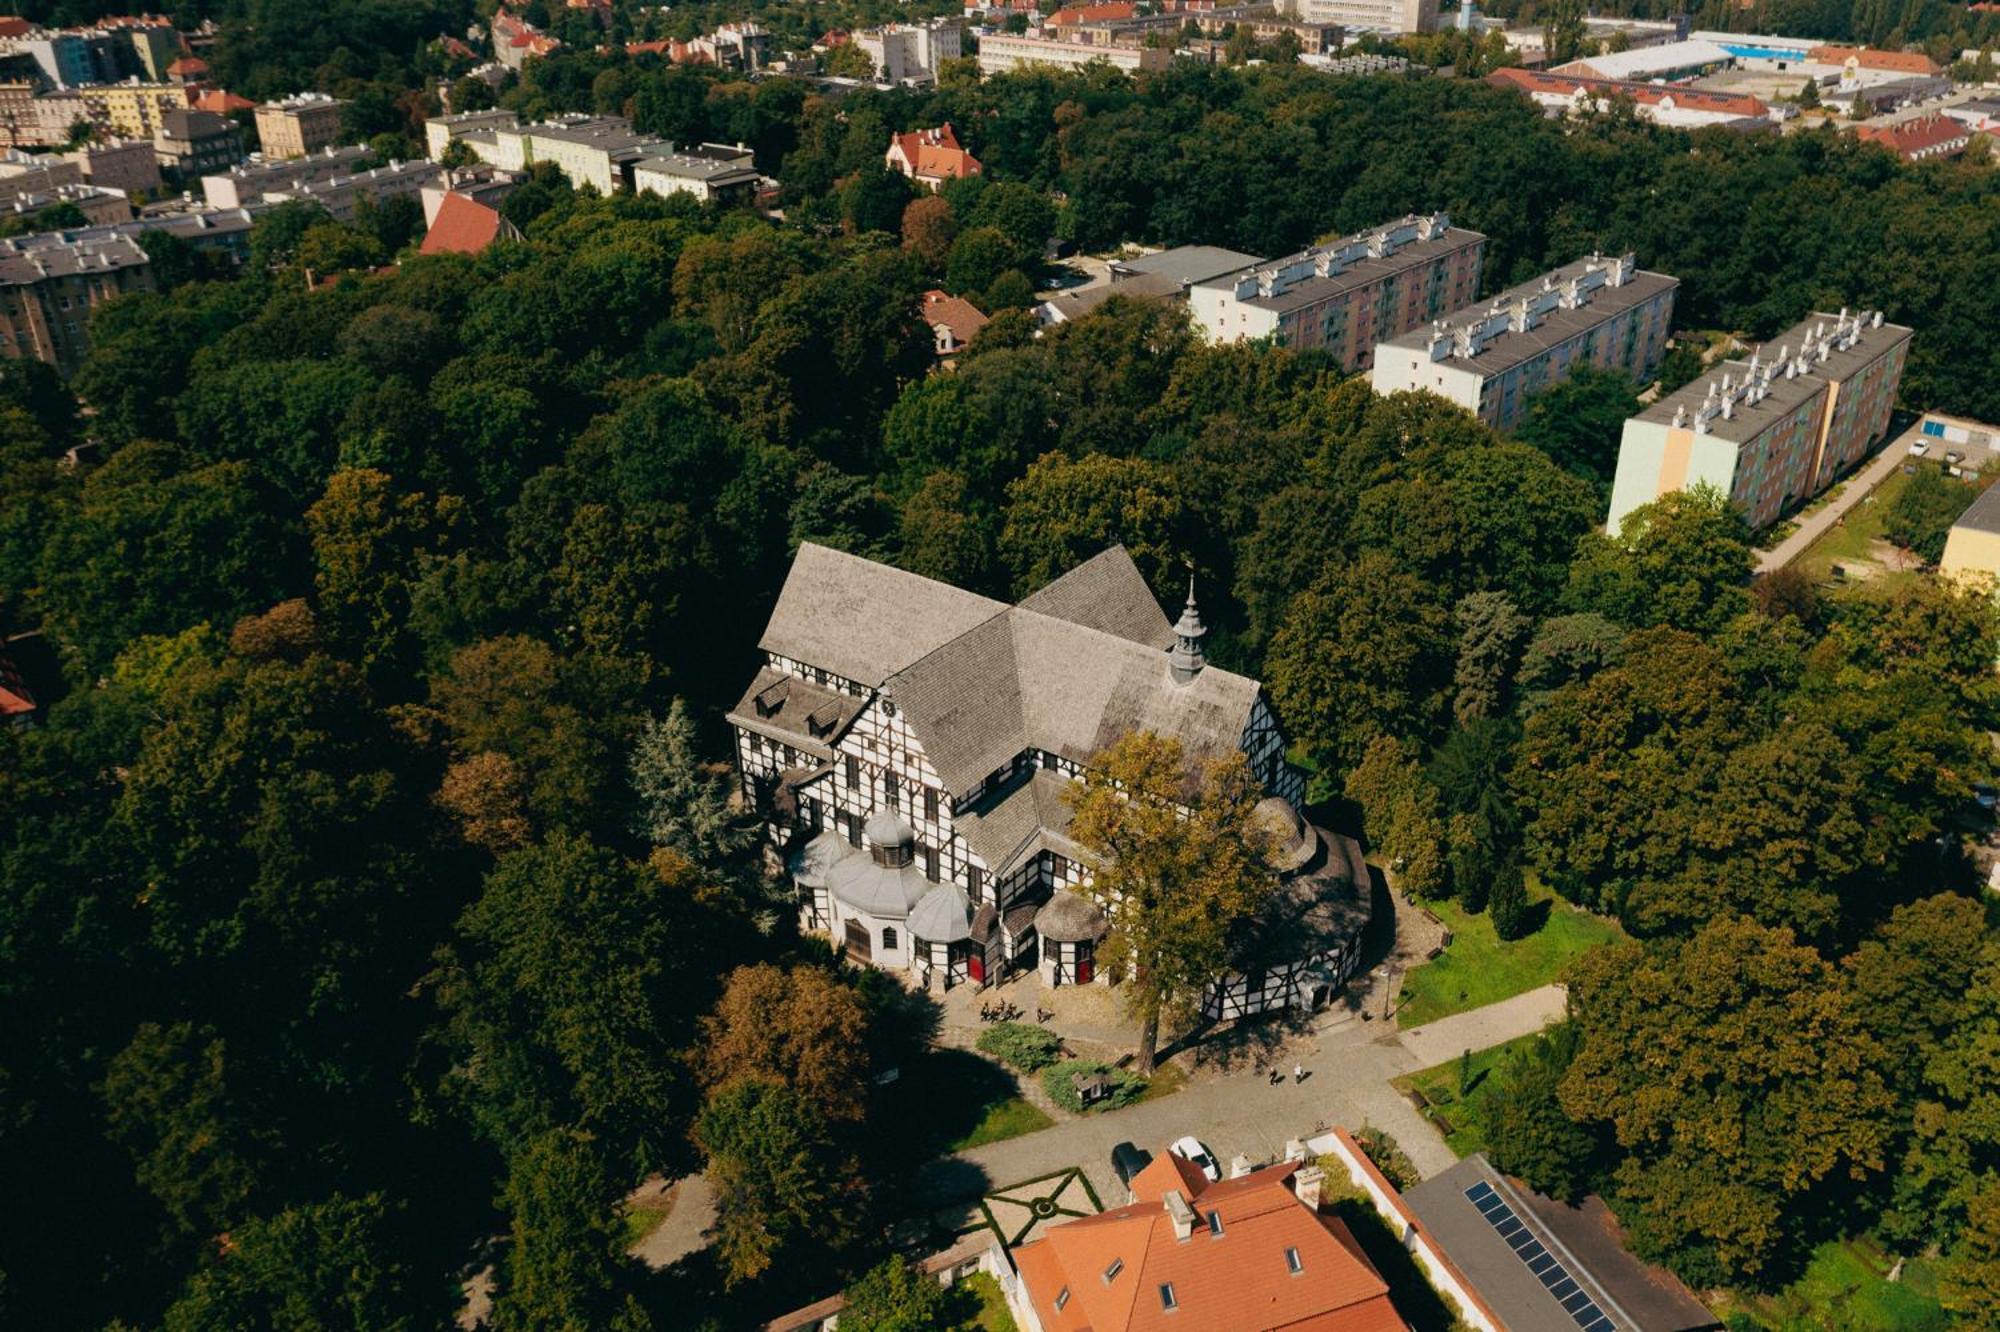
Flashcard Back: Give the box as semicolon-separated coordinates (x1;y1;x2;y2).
976;1022;1062;1072
1041;1059;1146;1114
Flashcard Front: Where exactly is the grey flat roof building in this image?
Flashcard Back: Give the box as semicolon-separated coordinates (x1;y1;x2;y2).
1109;244;1263;287
1636;309;1913;447
1953;483;2000;538
1379;253;1679;378
1199;217;1484;317
1405;1156;1718;1332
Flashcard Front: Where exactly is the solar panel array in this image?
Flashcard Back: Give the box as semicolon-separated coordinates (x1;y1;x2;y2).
1463;1180;1618;1332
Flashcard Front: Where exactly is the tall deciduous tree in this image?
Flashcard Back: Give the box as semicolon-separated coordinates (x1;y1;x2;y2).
694;1076;867;1289
1562;917;1896;1284
1345;735;1451;900
1564;487;1754;637
491;1131;653;1332
1067;733;1276;1073
162;1193;446;1332
1267;553;1453;774
697;963;871;1124
428;833;721;1178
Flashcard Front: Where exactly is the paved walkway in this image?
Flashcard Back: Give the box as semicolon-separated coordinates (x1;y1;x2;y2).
930;982;1568;1208
1398;983;1566;1068
1754;424;1915;573
629;1172;714;1269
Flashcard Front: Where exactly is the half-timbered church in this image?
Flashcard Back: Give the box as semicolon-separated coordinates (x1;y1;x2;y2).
728;543;1370;1016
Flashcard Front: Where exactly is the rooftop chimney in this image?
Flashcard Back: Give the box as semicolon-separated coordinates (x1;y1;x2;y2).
1293;1165;1325;1212
1229;1154;1254;1179
1165;1189;1198;1241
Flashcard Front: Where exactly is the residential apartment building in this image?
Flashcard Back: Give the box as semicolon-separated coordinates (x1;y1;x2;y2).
423;106;518;159
632;146;760;204
458;116;673;193
974;32;1173;76
200;144;374;208
1607;308;1911;534
1188;211;1485;371
253;92;345;160
0;231;151;371
1371;252;1678;430
856;19;963;83
1282;0;1437;35
2;182;130;227
64;137;159;195
153;108;243;183
0;149;83;202
88;81;198;139
265;158;445;223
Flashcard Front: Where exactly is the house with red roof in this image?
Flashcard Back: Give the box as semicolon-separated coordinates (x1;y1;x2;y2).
922;288;989;359
419;190;518;256
1856;112;1973;161
1012;1150;1407;1331
885;122;982;189
165;55;208;83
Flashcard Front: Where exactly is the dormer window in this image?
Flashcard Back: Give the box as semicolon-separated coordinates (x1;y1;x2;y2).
1055;1288;1070;1311
1159;1283;1178;1311
806;702;841;740
754;678;789;718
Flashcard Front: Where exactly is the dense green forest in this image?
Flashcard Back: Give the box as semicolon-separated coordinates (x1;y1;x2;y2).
3;50;2000;1329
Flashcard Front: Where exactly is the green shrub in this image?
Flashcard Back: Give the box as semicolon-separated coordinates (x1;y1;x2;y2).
976;1022;1062;1072
1040;1059;1145;1113
1354;1126;1420;1191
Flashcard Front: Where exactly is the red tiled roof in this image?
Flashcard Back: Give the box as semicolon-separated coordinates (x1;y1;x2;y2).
887;122;982;181
1807;44;1942;75
922;288;990;347
1856;113;1972;158
421;191;509;256
1050;2;1138;24
192;89;255;114
1487;65;1771;118
0;18;31;38
166;56;208;76
1014;1156;1405;1332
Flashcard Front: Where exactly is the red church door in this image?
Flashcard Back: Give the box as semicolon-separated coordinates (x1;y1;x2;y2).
967;948;985;983
1075;947;1093;985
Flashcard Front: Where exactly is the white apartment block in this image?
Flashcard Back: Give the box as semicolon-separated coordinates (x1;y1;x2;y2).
1370;253;1678;431
857;19;964;83
1282;0;1438;34
975;32;1172;76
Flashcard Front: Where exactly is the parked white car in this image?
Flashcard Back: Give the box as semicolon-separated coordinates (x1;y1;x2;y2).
1910;441;1931;456
1170;1135;1220;1181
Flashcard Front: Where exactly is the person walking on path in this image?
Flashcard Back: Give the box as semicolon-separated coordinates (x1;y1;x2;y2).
1293;1063;1304;1084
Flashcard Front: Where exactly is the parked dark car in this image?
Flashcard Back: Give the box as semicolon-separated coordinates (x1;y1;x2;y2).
1111;1141;1152;1191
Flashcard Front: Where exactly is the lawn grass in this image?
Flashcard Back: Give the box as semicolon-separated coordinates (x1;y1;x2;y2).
1389;1032;1542;1158
1396;876;1623;1028
618;1185;677;1250
1133;1060;1188;1104
1794;464;1914;581
1716;1237;1947;1331
956;1271;1020;1331
950;1096;1054;1151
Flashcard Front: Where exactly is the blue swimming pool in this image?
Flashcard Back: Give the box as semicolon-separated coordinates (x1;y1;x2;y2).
1719;42;1812;61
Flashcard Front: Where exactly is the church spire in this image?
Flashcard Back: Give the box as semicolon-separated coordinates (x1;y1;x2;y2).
1168;574;1207;685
